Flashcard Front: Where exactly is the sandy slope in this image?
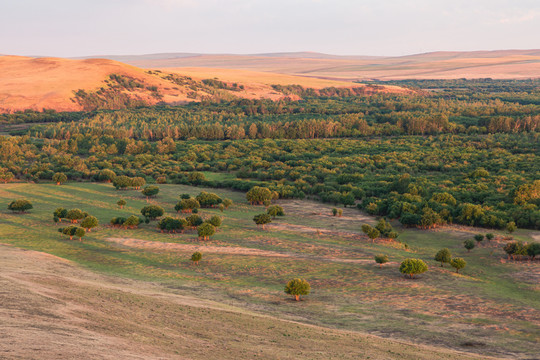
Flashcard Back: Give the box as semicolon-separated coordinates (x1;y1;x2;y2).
0;244;496;360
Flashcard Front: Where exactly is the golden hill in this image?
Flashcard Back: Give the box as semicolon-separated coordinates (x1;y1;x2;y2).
0;56;408;113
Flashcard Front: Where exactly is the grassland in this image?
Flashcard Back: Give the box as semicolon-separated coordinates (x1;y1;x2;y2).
1;182;539;359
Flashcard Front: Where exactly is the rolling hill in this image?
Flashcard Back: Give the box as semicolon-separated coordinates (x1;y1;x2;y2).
0;55;406;113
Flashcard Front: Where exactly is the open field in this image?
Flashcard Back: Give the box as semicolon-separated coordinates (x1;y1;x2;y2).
1;182;539;359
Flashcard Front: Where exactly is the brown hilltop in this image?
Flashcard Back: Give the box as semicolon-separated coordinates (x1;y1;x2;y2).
0;55;409;113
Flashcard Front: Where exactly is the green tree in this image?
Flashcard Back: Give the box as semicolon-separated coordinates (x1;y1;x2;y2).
332;208;338;216
207;215;222;228
196;191;222;208
197;223;215;240
464;239;475;252
117;199;126;209
124;215;141;228
75;227;86;241
486;233;494;241
506;221;517;233
267;205;285;218
434;248;452;267
66;209;84;223
53;172;67;185
284;278;311;301
142;185;159;200
191;251;202;265
474;234;484;244
361;224;380;243
8;199;33;213
132;177;146;190
60;225;78;240
175;198;200;213
253;213;272;229
0;170;14;183
374;254;389;268
218;204;225;212
81;215;98;232
399;258;428;279
186;214;203;228
140;205;164;220
222;198;233;209
526;242;540;260
450;258;466;273
246;186;273;205
113;175;132;190
98;169;116;183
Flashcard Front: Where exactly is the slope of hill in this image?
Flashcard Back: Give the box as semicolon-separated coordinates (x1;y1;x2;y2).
0;55;407;113
116;50;540;81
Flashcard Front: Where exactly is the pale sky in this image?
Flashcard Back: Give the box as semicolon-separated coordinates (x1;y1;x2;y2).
1;0;539;57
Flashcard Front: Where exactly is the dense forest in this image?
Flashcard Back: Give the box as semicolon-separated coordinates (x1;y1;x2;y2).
1;79;539;229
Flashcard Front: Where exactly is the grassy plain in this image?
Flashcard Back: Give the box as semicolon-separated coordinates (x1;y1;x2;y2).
1;182;538;359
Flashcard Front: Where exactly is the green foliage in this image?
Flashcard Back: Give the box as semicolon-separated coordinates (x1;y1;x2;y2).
74;227;86;240
361;224;380;242
450;258;467;273
66;209;85;222
53;172;67;185
197;223;215;240
463;239;476;252
506;221;517;233
142;185;159;198
175;198;200;213
474;234;484;243
207;215;222;227
267;205;285;218
374;254;389;267
526;242;540;259
434;248;452;267
117;199;127;208
140;205;164;220
375;218;396;238
399;258;428;278
81;215;99;231
253;213;272;228
191;251;202;264
246;186;273;205
222;198;233;209
8;199;33;213
124;215;141;228
486;233;494;241
196;191;222;208
158;217;185;233
284;278;311;301
185;214;203;227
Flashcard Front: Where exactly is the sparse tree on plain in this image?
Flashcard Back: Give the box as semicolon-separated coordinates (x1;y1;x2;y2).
285;278;311;301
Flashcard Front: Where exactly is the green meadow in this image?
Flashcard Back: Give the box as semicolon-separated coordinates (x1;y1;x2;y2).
1;182;538;358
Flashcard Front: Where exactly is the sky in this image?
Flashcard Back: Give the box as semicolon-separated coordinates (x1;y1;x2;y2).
1;0;539;57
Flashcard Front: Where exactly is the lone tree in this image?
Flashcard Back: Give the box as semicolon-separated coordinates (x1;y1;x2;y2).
66;209;85;223
450;258;467;273
117;199;126;209
75;227;86;241
361;224;380;243
399;258;428;279
191;251;202;265
332;208;338;216
8;199;33;213
474;234;484;244
527;242;540;260
285;278;311;301
374;254;389;268
434;248;452;267
464;239;475;252
246;186;273;205
140;205;164;220
486;233;494;241
267;205;285;218
81;216;99;232
197;223;215;241
53;172;67;185
142;185;159;200
253;213;272;230
218;204;225;212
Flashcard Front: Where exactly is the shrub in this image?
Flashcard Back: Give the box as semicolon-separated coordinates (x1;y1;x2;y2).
464;239;475;252
81;215;99;231
140;205;164;220
332;208;338;216
474;234;484;243
399;258;428;279
222;198;233;209
374;254;389;267
197;223;215;240
434;248;452;267
450;258;466;273
191;251;202;265
53;172;67;185
8;199;33;213
284;278;311;301
267;205;285;218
